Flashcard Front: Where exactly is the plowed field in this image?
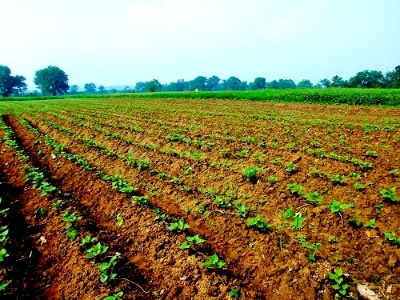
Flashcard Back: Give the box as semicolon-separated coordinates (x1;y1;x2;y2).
0;98;400;299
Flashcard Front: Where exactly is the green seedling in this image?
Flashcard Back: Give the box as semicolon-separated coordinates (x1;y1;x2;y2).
179;234;205;250
286;183;304;196
350;172;361;179
66;228;79;241
235;149;248;158
329;268;350;298
0;248;8;262
365;150;378;157
213;196;231;208
0;207;9;217
99;255;118;283
184;166;192;175
51;200;64;210
104;291;124;300
80;235;97;247
0;225;9;245
364;218;375;228
384;232;400;245
267;175;278;183
131;195;148;205
375;204;384;213
116;213;123;226
35;207;47;219
283;208;295;219
309;167;323;178
247;215;272;232
328;236;338;243
86;242;108;259
389;169;399;177
348;216;362;228
234;202;249;217
202;253;225;269
242;167;262;183
304;191;323;205
380;187;399;202
354;182;366;191
330;200;353;214
292;213;305;230
328;174;347;185
0;280;11;292
229;287;240;298
62;211;83;228
167;218;190;233
285;162;297;173
299;236;322;262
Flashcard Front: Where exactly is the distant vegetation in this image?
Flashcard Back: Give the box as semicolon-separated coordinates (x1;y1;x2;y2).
0;64;399;102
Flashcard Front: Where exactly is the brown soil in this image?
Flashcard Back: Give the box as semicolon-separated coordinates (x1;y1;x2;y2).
1;98;400;299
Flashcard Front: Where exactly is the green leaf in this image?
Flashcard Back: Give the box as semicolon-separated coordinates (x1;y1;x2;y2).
179;241;190;249
100;272;108;283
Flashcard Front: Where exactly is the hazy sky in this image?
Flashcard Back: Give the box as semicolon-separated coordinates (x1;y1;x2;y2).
0;0;399;89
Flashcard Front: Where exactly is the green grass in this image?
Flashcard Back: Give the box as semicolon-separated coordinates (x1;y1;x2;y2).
2;88;400;106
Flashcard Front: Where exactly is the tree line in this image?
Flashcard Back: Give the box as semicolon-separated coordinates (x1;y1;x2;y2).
0;64;399;97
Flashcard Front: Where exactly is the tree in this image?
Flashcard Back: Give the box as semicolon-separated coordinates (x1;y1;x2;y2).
348;70;385;88
0;65;27;97
251;77;266;90
330;75;345;88
146;79;162;92
319;78;331;88
98;85;106;93
69;85;79;94
206;76;221;91
222;76;247;90
135;82;147;93
34;66;69;96
190;76;207;91
297;79;313;89
385;66;400;88
84;83;96;93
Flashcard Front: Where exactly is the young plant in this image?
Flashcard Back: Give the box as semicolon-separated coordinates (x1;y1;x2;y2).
86;242;108;259
35;207;47;219
213;196;231;208
179;234;205;250
80;235;97;247
389;168;399;177
229;287;240;298
380;187;399;202
66;228;79;241
330;200;353;214
51;199;64;210
104;291;124;300
0;226;8;244
62;211;83;228
385;232;400;245
364;218;375;229
247;215;272;232
328;174;347;185
202;253;225;269
116;213;123;226
0;248;8;262
303;191;323;205
267;175;278;184
329;268;350;298
99;255;118;283
131;195;148;205
167;218;190;233
354;182;366;191
286;183;304;196
234;202;249;217
292;213;305;231
285;162;297;173
242;167;262;183
298;236;322;262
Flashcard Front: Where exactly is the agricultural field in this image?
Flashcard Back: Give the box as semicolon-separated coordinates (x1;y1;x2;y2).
0;96;400;299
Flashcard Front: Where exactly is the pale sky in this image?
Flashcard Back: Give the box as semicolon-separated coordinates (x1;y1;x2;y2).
0;0;399;89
